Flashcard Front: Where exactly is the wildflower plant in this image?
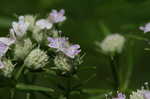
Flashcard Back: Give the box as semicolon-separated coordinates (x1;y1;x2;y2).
0;9;94;99
1;8;150;99
90;22;150;99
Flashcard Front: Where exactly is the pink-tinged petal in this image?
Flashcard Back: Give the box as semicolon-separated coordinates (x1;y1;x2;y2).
48;9;66;23
47;37;81;58
140;23;150;33
0;37;15;46
36;19;52;30
0;42;9;57
63;44;81;58
143;91;150;99
112;93;126;99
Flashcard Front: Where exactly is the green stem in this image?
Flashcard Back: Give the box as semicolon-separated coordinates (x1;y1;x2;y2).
66;77;71;99
26;93;31;99
125;34;149;42
72;73;96;90
10;88;15;99
121;42;134;91
109;55;119;90
14;64;25;80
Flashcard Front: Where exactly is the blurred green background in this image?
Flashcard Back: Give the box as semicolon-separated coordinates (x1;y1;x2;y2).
0;0;150;98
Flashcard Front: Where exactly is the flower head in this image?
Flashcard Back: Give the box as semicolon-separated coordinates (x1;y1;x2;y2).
62;44;81;58
54;54;72;72
48;37;81;58
24;48;49;69
143;91;150;99
36;19;52;30
99;34;126;54
0;59;15;77
112;93;126;99
24;15;36;30
48;9;66;23
48;37;69;51
11;16;29;38
140;23;150;33
130;89;150;99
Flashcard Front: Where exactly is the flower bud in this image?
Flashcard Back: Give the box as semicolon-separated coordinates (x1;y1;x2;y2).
0;59;15;78
54;54;72;72
11;16;29;39
32;32;44;43
24;48;48;69
24;15;36;30
14;38;33;60
99;33;126;54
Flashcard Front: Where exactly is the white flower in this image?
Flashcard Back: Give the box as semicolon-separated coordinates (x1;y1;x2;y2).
140;23;150;33
130;89;150;99
36;19;52;30
48;37;81;58
11;16;29;38
112;93;126;99
99;34;126;54
143;91;150;99
24;15;36;30
14;38;33;60
0;37;15;57
32;32;44;43
0;37;15;46
62;44;81;59
48;9;66;23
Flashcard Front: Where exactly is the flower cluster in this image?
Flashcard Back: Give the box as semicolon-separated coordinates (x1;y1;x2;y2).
130;89;150;99
97;33;126;54
0;9;81;77
109;83;150;99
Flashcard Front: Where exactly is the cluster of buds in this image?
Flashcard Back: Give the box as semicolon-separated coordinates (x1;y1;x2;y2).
109;83;150;99
24;48;49;69
130;83;150;99
96;33;126;54
0;9;81;77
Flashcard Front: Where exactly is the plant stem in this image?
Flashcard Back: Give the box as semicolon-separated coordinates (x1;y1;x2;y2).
65;76;71;99
26;93;31;99
109;55;119;90
121;42;134;91
10;88;15;99
15;64;25;80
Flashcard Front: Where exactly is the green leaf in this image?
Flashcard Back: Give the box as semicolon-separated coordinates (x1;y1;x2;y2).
16;83;54;92
82;88;111;95
88;95;105;99
124;34;149;42
78;66;96;72
99;23;111;36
